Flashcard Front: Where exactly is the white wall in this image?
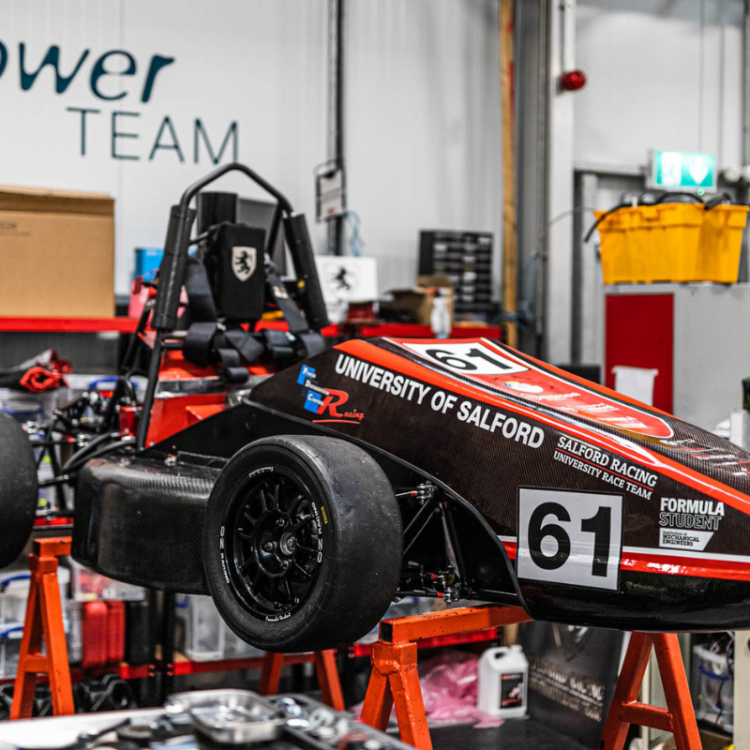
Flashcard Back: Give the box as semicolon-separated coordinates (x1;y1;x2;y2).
345;0;503;294
0;0;503;300
575;0;744;170
0;0;329;296
569;0;746;369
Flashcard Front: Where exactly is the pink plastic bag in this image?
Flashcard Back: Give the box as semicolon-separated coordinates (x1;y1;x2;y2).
352;650;502;728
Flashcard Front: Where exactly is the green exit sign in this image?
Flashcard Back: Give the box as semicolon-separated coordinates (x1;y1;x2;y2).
649;150;717;193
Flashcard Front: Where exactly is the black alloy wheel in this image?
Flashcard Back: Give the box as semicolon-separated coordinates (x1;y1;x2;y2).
203;435;404;652
225;468;321;620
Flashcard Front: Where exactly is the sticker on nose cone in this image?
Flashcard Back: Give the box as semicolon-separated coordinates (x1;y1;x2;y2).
517;488;623;591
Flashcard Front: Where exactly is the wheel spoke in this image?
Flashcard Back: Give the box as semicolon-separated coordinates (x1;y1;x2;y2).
238;531;254;542
280;577;293;603
296;544;316;553
240;558;254;574
289;493;306;518
259;488;269;511
294;515;313;530
294;561;312;579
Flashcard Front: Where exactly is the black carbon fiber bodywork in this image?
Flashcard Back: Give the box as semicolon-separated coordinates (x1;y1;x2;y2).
115;395;750;631
73;455;221;592
70;336;750;630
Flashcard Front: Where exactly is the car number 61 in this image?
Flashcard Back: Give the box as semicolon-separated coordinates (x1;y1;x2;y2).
402;341;528;375
516;489;623;591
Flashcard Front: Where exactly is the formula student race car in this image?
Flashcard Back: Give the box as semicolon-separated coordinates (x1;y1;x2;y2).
3;163;750;654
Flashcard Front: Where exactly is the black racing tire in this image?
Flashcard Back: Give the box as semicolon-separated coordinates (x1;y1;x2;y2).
0;414;38;568
203;435;403;653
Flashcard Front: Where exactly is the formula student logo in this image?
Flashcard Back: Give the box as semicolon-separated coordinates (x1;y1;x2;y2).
658;496;725;551
297;365;364;425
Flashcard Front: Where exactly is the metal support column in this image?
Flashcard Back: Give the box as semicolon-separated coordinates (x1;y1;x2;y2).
572;171;600;366
545;0;576;364
516;0;549;358
327;0;345;256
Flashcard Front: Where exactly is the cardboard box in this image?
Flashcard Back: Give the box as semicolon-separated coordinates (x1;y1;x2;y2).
0;186;114;317
388;274;454;326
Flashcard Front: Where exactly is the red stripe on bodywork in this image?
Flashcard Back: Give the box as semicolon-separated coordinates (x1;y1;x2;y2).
500;540;750;583
620;553;750;582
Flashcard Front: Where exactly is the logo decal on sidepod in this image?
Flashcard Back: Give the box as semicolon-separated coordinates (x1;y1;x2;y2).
297;365;364;424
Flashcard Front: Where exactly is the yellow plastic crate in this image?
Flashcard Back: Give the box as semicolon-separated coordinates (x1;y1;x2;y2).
696;205;749;283
597;203;706;284
595;208;634;284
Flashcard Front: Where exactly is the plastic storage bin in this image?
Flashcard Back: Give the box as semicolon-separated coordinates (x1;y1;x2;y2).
596;203;705;284
177;595;226;662
68;559;145;602
692;644;733;733
0;625;23;679
0;626;82;678
697;204;749;283
0;569;70;629
594;208;634;284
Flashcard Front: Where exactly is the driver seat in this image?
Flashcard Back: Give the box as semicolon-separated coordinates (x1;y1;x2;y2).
178;193;325;383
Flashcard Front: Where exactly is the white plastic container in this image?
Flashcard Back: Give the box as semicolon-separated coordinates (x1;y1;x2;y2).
0;625;23;678
692;644;733;732
0;569;70;629
177;595;226;662
67;558;146;602
477;645;528;718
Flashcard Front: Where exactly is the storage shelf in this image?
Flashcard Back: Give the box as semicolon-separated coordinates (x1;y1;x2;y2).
0;317;501;340
0;317;139;333
171;651;315;676
342;323;502;339
0;652;318;685
1;629;500;686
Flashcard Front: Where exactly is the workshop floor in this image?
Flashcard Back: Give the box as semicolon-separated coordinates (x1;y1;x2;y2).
429;719;590;750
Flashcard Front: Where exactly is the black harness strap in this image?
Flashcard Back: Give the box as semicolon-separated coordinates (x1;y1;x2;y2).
184;321;219;368
264;261;309;335
224;328;265;364
182;252;325;377
264;260;326;358
184;256;218;322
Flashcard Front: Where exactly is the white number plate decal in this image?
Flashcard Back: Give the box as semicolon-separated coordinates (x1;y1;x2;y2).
404;342;528;375
517;489;622;591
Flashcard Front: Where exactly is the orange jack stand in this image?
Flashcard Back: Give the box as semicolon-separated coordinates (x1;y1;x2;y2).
360;605;532;750
601;632;701;750
258;650;345;711
10;537;75;719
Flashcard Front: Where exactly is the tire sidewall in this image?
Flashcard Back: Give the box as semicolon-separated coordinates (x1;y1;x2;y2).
0;414;38;568
204;442;346;650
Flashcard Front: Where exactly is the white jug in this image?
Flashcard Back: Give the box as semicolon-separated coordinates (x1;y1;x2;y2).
477;644;528;718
